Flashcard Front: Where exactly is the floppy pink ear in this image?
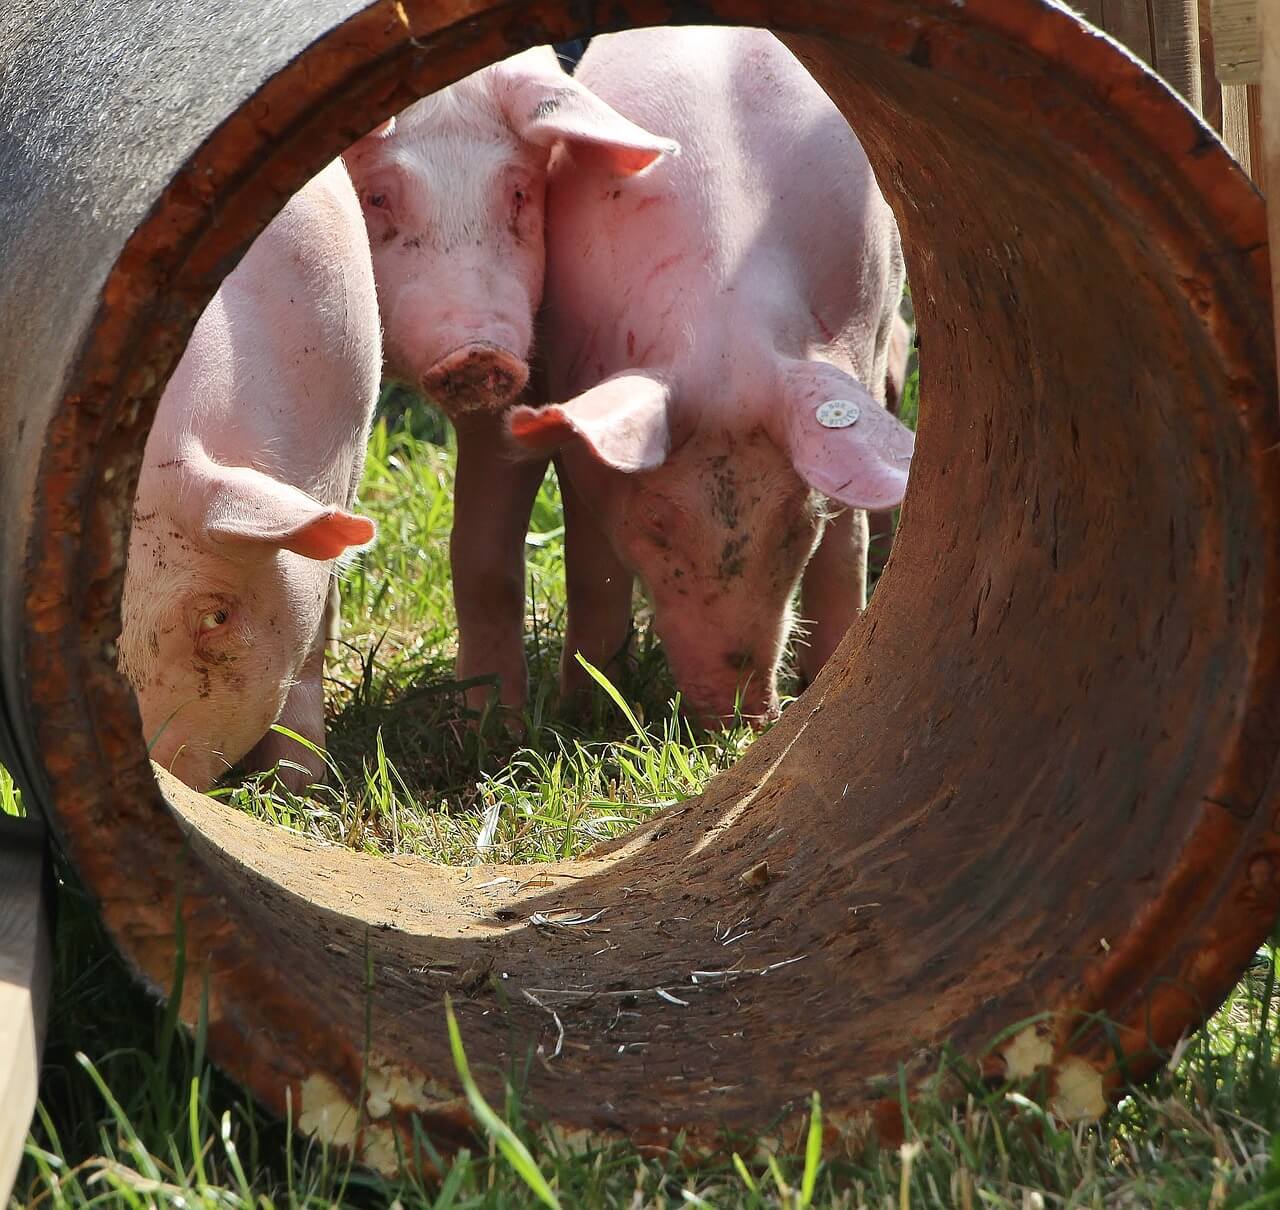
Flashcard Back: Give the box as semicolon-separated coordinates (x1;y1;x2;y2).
498;48;679;176
780;361;915;510
507;372;672;471
340;115;396;173
347;115;395;148
199;463;376;560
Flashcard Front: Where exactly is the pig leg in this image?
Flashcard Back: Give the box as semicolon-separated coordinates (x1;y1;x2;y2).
451;412;548;712
325;575;341;653
244;613;330;793
558;459;635;705
797;506;868;688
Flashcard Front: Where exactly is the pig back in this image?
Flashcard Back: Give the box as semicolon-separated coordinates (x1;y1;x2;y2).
560;28;899;392
196;160;381;508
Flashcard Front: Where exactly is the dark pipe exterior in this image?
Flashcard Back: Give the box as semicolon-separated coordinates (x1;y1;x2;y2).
0;0;1276;1172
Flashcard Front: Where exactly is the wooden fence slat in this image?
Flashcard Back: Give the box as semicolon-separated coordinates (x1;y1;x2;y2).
0;815;52;1207
1102;0;1160;65
1074;1;1107;32
1223;82;1256;176
1264;0;1278;363
1213;0;1262;82
1220;81;1266;185
1248;81;1266;189
1085;0;1204;108
1151;0;1205;107
1199;0;1226;129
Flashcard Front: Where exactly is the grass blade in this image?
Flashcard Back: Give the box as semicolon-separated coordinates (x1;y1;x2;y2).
800;1091;822;1207
574;652;647;744
444;995;561;1209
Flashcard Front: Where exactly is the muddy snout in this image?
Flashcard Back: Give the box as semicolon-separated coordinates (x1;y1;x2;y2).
691;699;781;733
681;678;781;733
422;343;529;414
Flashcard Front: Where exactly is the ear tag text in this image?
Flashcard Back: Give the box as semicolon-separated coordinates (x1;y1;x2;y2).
815;399;860;429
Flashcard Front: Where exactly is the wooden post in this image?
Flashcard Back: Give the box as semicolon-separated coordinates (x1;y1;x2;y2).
0;816;52;1206
1076;0;1205;109
1264;0;1279;361
1220;83;1266;185
1214;0;1262;77
1199;0;1225;128
1212;0;1266;184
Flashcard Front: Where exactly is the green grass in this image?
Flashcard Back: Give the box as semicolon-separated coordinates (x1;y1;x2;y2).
13;373;1280;1206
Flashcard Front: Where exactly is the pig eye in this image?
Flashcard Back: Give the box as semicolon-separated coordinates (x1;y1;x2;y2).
192;599;240;656
366;192;390;210
198;608;229;632
638;505;675;543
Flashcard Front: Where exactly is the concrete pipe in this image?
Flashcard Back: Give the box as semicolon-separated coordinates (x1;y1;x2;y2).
0;0;1276;1170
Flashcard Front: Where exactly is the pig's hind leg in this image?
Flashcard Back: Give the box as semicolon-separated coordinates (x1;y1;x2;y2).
796;506;868;688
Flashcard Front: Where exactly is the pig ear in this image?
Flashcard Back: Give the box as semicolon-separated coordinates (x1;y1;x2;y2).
499;52;679;175
780;361;915;510
507;372;672;471
200;464;376;560
353;115;396;144
341;116;396;168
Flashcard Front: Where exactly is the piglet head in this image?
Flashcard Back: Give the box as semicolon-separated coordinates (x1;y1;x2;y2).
509;362;915;727
343;47;678;417
120;457;375;791
509;374;805;729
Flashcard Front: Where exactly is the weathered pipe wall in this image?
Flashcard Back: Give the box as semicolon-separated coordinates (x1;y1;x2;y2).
0;0;1276;1170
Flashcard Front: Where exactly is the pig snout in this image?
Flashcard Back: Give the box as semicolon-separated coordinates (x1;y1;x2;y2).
148;729;224;793
676;654;781;732
422;343;529;413
685;692;781;733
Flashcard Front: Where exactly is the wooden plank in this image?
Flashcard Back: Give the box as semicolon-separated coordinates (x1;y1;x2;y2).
1249;81;1267;188
1090;0;1204;108
1221;81;1265;184
1263;0;1279;360
0;815;52;1207
1199;0;1225;129
1223;82;1256;174
1152;0;1204;108
1074;0;1107;30
1102;0;1158;66
1212;0;1261;82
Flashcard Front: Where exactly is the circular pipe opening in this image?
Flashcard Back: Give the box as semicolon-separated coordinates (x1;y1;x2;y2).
5;0;1278;1167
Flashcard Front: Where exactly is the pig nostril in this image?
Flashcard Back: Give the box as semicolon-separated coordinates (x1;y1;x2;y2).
725;650;754;671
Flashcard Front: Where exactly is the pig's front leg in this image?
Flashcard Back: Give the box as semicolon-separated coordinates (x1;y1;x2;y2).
451;413;548;713
797;505;869;688
245;602;330;793
558;460;635;706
